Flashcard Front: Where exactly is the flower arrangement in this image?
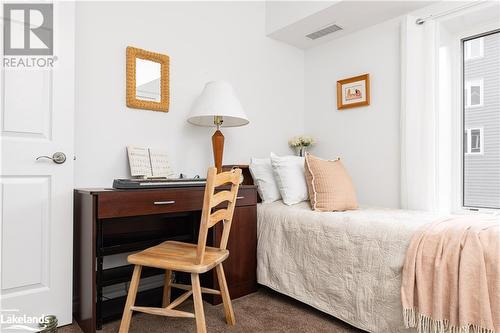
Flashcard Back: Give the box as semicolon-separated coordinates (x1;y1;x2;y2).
288;135;315;156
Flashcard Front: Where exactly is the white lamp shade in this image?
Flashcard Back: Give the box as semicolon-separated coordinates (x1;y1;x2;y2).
187;81;249;127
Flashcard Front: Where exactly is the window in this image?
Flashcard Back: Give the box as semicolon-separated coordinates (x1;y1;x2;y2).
462;30;500;210
464;128;483;155
470;129;482;153
465;79;483;107
464;37;484;60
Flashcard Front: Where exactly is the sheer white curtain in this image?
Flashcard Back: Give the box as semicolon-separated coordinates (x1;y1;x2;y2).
400;16;440;211
401;3;499;213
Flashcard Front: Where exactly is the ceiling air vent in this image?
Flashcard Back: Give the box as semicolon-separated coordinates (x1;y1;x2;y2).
306;24;343;40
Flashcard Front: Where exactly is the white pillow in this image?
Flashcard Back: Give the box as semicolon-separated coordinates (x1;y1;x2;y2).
249;158;281;203
270;152;308;205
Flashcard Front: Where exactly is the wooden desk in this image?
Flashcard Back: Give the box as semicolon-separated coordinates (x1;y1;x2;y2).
73;185;257;333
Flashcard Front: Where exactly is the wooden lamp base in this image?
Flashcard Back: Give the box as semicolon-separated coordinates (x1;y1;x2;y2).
212;129;224;173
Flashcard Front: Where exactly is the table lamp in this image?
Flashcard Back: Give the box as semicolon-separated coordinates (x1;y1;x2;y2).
187;81;249;173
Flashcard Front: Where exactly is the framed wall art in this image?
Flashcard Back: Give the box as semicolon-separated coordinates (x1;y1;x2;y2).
336;74;370;110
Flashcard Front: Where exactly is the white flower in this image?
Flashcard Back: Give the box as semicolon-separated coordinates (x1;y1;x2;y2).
288;135;315;148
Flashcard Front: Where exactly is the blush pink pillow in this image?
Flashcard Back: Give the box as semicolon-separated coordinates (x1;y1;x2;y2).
304;154;358;211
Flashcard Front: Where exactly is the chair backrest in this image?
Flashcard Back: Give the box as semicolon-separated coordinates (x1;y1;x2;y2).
195;167;242;264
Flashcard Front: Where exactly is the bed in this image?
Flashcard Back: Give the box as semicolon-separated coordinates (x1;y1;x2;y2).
256;200;440;333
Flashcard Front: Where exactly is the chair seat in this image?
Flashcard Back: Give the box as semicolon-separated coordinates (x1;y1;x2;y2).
128;241;229;273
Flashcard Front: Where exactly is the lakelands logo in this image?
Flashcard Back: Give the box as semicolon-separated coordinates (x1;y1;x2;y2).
0;309;52;332
3;3;57;68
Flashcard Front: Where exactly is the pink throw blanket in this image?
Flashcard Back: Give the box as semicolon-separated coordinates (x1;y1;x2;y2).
401;215;500;333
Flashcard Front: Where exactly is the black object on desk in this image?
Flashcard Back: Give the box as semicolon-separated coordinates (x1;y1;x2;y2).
112;178;206;189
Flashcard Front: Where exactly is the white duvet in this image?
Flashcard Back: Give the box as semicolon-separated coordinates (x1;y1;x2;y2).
257;201;439;333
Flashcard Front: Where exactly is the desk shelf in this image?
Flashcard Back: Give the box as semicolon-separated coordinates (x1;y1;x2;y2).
101;265;163;287
94;212;197;329
101;287;164;323
100;266;191;325
100;234;192;256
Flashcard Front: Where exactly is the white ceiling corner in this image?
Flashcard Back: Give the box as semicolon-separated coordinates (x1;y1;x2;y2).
267;1;438;49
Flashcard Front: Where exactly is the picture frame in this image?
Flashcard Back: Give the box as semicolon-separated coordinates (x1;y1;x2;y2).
126;46;170;112
336;74;370;110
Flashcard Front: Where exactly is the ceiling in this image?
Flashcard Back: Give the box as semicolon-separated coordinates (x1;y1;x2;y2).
268;1;437;49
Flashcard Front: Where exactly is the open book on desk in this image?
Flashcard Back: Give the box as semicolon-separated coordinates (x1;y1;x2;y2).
127;146;175;178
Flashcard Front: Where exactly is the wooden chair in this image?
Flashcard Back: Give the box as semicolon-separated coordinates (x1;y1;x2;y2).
118;167;242;333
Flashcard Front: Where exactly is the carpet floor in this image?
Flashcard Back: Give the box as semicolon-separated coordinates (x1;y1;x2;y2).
60;288;365;333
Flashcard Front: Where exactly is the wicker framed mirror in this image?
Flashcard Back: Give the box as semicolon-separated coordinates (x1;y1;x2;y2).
126;46;169;112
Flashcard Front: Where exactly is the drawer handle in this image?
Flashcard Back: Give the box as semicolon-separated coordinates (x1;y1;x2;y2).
236;196;244;200
154;200;176;205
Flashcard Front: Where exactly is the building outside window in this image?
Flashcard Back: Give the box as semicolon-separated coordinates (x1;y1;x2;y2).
464;37;484;60
462;31;500;209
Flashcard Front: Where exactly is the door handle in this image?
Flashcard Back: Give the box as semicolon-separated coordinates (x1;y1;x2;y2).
36;152;67;164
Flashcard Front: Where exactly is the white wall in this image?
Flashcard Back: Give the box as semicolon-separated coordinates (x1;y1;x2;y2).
75;1;304;187
304;18;401;208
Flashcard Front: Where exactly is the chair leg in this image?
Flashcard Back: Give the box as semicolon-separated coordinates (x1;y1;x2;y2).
119;265;142;333
162;270;172;307
216;263;235;325
191;273;207;333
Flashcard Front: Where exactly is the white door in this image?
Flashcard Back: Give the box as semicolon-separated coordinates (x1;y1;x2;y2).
0;1;74;329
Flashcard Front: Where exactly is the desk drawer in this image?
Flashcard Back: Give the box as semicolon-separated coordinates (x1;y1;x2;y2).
97;187;257;219
98;188;205;219
231;188;257;207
